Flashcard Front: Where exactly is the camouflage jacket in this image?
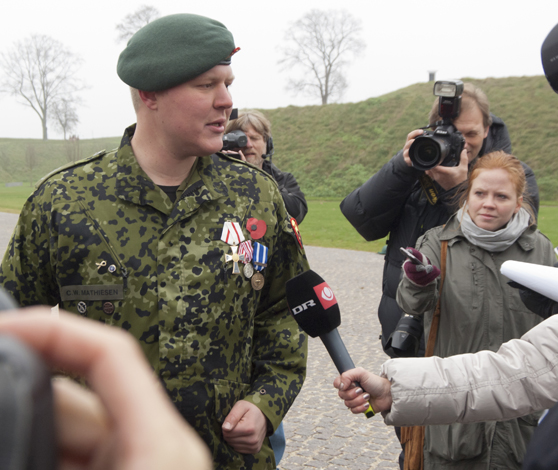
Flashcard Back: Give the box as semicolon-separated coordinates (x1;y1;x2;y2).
1;125;309;470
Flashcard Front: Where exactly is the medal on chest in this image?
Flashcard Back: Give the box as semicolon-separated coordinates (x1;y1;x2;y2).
220;219;269;290
221;221;246;275
251;242;268;290
238;240;254;278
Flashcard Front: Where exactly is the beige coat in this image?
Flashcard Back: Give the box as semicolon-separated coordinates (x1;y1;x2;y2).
395;214;555;470
381;314;558;427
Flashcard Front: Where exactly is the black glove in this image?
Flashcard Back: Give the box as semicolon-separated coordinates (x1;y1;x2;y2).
508;281;558;319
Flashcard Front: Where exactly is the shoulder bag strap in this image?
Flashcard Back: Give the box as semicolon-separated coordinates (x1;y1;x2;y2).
424;239;448;358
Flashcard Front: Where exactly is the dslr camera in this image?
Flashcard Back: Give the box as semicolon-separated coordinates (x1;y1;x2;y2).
384;313;424;358
409;80;466;171
222;130;247;151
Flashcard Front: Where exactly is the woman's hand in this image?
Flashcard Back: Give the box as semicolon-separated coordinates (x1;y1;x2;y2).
333;367;393;415
402;247;440;286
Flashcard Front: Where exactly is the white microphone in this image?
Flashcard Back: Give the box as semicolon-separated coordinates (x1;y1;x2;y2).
501;260;558;302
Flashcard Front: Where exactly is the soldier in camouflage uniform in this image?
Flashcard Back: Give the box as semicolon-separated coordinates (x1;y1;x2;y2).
0;13;308;470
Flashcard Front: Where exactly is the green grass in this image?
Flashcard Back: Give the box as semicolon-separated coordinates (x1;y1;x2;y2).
3;76;558;200
1;187;557;251
538;205;558;246
301;198;387;252
300;198;558;251
0;185;33;213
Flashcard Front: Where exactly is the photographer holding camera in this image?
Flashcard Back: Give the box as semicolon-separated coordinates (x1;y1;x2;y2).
341;82;540;360
224;110;308;224
341;82;540;469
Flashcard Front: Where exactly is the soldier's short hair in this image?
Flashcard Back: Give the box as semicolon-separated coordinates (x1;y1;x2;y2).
130;88;142;113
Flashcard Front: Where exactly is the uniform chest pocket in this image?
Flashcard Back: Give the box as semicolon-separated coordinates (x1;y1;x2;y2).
60;283;125;324
172;223;231;285
169;223;258;318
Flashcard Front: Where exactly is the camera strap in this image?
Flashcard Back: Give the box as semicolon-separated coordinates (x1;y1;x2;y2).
425;239;448;357
419;174;439;205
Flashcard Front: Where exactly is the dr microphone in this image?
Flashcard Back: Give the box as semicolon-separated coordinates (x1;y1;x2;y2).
286;269;375;418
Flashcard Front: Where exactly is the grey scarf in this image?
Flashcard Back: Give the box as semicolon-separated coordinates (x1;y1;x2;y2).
456;206;531;252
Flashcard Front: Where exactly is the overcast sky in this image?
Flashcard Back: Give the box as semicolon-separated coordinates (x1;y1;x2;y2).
1;0;558;140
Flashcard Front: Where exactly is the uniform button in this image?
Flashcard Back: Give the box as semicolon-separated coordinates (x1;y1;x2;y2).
259;389;267;395
103;302;115;315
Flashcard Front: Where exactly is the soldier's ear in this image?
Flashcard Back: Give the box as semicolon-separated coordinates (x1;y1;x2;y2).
138;90;159;110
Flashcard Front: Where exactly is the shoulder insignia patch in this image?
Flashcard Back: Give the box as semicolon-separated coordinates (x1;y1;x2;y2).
290;217;304;250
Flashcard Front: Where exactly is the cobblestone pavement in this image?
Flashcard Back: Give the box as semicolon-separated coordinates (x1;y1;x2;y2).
280;246;401;470
0;213;401;470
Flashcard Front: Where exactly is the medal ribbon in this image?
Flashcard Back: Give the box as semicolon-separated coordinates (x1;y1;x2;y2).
221;221;246;245
253;242;268;272
238;240;253;263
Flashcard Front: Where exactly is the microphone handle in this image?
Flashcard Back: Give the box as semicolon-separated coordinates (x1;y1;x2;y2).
320;329;375;418
320;329;355;373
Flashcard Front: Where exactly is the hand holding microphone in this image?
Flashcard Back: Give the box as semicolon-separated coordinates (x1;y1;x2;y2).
333;367;393;416
286;270;376;418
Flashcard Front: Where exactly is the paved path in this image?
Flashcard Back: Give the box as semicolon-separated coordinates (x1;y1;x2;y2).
0;213;400;469
280;246;400;470
0;213;18;256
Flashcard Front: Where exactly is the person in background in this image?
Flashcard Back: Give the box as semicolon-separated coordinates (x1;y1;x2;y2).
340;80;540;470
225;110;308;224
340;83;539;359
337;18;558;469
341;152;554;469
0;13;308;470
224;109;307;465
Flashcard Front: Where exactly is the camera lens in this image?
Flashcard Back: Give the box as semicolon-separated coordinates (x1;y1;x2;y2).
410;138;442;171
384;314;423;357
222;130;248;151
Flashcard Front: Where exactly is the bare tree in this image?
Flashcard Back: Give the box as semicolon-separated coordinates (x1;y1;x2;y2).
51;98;80;140
115;5;160;43
0;35;84;140
278;9;366;105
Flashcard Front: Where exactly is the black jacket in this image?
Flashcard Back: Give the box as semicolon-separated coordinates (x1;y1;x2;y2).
524;403;558;470
263;159;308;224
340;115;540;356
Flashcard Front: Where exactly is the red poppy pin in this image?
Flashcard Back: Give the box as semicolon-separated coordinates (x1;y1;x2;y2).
247;218;267;239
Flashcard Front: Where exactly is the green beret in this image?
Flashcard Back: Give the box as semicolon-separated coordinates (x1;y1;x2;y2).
117;13;236;91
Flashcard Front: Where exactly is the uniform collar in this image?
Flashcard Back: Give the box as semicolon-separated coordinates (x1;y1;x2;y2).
115;124;228;216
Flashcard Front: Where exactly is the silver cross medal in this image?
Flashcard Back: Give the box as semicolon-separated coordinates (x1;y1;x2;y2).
225;245;245;274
